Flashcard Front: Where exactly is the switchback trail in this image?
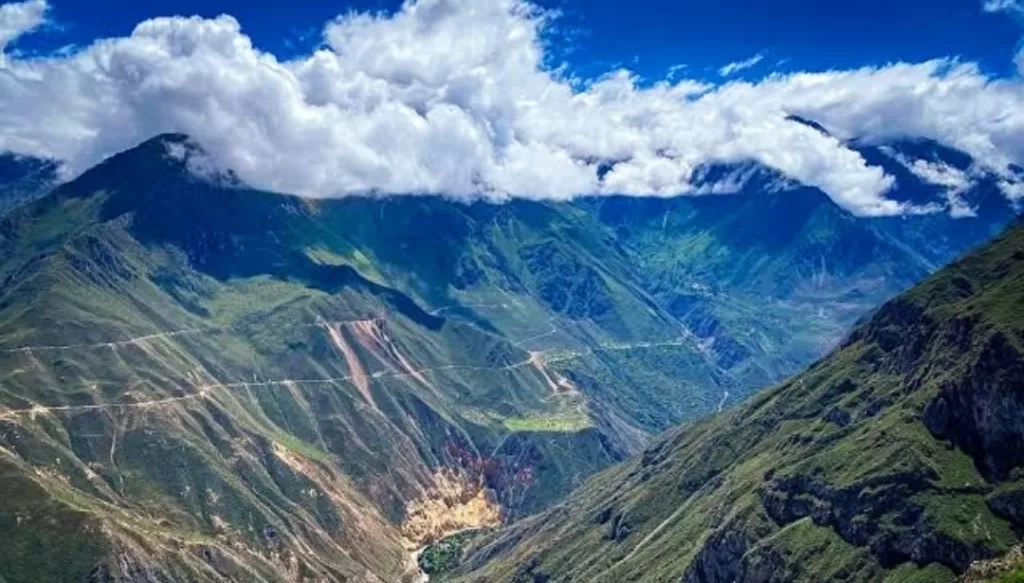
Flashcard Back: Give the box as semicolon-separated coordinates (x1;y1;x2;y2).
0;328;212;353
0;318;392;354
0;323;713;419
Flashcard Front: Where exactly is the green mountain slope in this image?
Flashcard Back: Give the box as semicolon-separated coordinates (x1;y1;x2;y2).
0;134;1015;582
0;137;639;582
453;221;1024;583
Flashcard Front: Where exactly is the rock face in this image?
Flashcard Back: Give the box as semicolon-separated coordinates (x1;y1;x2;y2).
924;331;1024;481
958;545;1024;582
401;466;503;548
453;223;1024;583
681;528;757;583
761;472;981;571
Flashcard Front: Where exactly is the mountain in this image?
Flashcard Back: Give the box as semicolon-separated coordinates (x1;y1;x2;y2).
452;221;1024;583
0;136;640;582
854;138;1016;267
0;152;60;217
0;133;1016;582
583;135;1017;396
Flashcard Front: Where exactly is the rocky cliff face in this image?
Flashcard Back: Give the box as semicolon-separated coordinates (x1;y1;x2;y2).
924;331;1024;482
958;545;1024;582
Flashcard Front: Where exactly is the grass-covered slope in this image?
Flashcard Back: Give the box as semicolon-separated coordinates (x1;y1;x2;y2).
0;137;640;582
0;133;1015;582
454;222;1024;583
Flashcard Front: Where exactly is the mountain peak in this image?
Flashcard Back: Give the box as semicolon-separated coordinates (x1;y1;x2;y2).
57;133;242;205
126;132;215;173
149;132;193;145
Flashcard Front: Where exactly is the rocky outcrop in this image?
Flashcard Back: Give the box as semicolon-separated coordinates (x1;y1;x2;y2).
958;545;1024;582
848;298;934;374
664;295;751;370
402;466;503;548
594;507;632;542
989;487;1024;533
924;331;1024;481
761;472;987;572
680;523;779;583
681;529;751;583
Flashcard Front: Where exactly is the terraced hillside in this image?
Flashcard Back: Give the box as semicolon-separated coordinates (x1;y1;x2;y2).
0;133;1015;582
453;221;1024;583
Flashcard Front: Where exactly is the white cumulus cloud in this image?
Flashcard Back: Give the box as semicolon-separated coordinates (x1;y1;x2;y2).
0;0;44;55
0;0;1023;216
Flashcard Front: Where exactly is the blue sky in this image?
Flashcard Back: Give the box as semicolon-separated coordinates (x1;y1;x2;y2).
20;0;1024;80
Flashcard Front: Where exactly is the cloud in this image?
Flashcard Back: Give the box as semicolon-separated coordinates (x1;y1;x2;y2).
0;0;1022;216
719;53;765;77
983;0;1024;15
0;0;45;55
888;151;978;217
666;63;687;79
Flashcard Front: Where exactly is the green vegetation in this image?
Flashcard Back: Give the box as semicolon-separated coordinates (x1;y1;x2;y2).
0;135;1016;582
502;413;592;433
270;432;334;463
995;571;1024;583
454;223;1024;583
419;529;489;575
204;276;326;325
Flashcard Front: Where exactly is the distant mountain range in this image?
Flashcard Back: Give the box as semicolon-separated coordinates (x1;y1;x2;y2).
0;127;1018;582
